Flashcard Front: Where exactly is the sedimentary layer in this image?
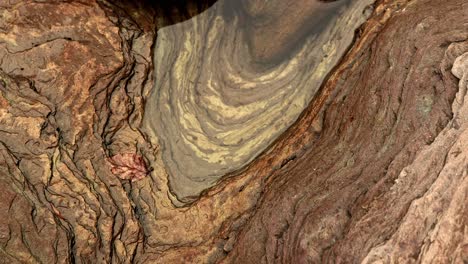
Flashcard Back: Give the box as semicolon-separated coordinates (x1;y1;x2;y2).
0;0;466;263
143;0;376;201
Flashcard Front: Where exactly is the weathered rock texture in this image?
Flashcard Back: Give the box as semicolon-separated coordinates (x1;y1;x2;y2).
144;0;376;202
0;0;466;263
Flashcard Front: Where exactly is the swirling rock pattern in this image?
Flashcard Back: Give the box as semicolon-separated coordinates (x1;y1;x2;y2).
143;0;376;201
224;1;468;262
0;0;466;263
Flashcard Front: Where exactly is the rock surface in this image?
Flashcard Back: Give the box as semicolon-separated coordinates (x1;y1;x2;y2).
0;0;466;263
144;0;376;202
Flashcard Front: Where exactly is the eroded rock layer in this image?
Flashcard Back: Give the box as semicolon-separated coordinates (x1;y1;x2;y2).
223;0;468;262
143;0;376;201
0;0;466;263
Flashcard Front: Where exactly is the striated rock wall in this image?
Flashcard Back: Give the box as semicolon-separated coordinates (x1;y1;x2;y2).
0;0;466;263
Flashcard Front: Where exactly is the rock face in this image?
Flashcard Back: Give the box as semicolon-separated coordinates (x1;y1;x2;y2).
0;0;466;263
143;0;376;202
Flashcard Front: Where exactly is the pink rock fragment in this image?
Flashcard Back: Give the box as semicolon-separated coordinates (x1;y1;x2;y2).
108;153;148;182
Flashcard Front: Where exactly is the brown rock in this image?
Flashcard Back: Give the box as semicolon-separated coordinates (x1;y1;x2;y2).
0;0;466;263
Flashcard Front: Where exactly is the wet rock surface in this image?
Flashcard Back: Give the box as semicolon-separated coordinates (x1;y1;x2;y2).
0;0;466;263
